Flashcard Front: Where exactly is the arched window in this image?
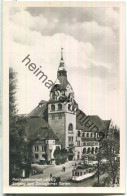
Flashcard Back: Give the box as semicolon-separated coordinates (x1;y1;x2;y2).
82;132;85;137
91;147;94;154
83;148;86;154
77;130;80;137
58;103;62;111
87;148;90;154
87;133;89;137
95;147;98;153
51;104;55;111
68;123;73;131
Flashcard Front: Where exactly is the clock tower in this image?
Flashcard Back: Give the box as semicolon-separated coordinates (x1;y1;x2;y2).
48;49;77;149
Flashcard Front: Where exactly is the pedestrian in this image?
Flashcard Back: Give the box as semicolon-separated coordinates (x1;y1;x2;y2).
50;174;52;181
22;169;25;178
117;176;119;184
64;166;66;172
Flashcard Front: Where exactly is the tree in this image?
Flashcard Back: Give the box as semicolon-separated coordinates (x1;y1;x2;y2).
9;67;31;184
54;147;62;165
9;67;18;118
54;147;68;165
101;137;120;186
95;148;106;186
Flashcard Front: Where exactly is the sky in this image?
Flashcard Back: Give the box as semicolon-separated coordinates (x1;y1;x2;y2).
8;6;121;126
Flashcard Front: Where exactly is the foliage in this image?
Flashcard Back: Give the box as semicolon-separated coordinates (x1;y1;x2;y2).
53;147;68;165
9;67;18;118
9;67;32;184
94;127;120;187
101;137;120;186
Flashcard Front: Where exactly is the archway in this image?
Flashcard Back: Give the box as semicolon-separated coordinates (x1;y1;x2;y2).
83;148;86;154
68;148;74;161
87;148;90;154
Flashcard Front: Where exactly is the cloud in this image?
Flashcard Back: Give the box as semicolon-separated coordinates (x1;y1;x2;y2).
26;7;119;30
74;64;110;79
7;6;121;126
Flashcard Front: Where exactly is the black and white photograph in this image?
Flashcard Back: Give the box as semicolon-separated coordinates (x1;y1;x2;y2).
3;1;125;194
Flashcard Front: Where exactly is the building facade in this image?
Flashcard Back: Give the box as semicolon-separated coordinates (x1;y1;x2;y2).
27;49;111;163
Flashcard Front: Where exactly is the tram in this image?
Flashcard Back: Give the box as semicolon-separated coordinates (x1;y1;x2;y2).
72;164;96;182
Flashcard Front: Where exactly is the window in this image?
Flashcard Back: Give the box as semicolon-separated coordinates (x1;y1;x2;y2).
56;146;60;150
51;104;55;111
90;133;93;137
42;146;45;152
58;114;62;119
68;123;73;131
35;154;38;159
34;146;39;151
68;104;71;111
77;141;80;147
58;103;62;111
68;136;73;142
87;148;90;154
87;133;89;137
83;148;86;154
77;131;80;137
89;169;91;173
52;114;55;119
82;132;85;137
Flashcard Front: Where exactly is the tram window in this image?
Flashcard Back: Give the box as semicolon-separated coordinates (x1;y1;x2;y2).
84;171;86;174
89;169;91;173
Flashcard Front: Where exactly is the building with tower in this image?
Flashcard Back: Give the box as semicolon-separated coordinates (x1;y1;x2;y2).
26;49;111;163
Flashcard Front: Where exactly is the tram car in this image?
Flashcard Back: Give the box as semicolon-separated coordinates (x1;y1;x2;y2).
72;164;96;182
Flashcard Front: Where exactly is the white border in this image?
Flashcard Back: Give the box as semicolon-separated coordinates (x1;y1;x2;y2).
3;1;125;194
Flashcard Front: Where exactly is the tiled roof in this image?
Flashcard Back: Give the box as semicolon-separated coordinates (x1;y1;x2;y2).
103;120;111;130
37;127;59;140
27;117;49;139
51;78;73;92
28;101;48;120
27;99;110;140
76;110;110;132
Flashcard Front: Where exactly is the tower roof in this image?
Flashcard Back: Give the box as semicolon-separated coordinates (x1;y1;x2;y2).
58;48;66;72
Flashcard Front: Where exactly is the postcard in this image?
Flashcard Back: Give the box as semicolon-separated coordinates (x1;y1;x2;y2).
3;1;125;194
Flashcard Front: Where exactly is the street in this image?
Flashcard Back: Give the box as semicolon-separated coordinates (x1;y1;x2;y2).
11;161;107;187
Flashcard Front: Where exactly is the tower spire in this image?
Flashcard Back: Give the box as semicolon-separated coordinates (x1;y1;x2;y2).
57;48;67;78
61;48;63;60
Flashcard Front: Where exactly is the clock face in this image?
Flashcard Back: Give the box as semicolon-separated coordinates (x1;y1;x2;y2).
51;90;60;100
